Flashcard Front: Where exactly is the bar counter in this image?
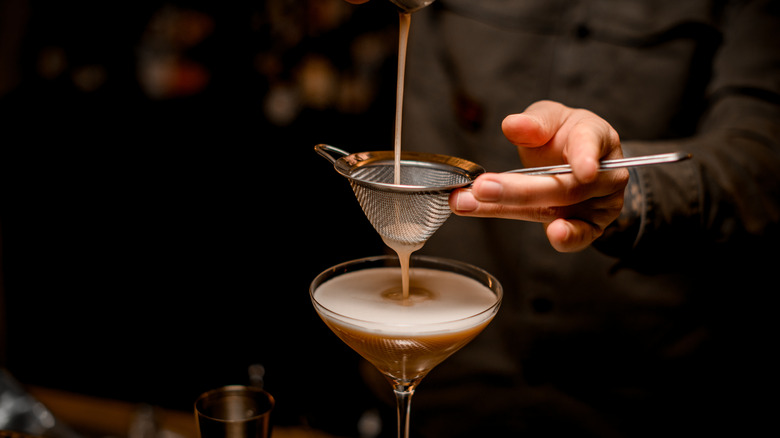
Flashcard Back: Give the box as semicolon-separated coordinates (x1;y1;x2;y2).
26;387;342;438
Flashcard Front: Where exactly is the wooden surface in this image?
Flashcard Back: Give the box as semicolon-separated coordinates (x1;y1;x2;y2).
27;387;342;438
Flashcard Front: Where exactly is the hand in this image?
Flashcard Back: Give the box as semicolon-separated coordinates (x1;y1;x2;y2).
449;100;629;252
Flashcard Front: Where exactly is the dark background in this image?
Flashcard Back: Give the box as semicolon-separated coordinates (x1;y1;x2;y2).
0;0;402;434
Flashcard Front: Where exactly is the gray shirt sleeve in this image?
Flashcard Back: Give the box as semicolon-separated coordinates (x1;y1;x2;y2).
594;0;780;262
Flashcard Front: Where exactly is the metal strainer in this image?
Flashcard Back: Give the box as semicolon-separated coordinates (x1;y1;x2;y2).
315;144;485;246
315;144;691;246
389;0;437;13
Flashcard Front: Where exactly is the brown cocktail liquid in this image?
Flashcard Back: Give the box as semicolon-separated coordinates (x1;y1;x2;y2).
388;12;417;302
313;266;500;382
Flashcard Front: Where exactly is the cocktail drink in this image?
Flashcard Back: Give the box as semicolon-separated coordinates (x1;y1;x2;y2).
310;255;502;438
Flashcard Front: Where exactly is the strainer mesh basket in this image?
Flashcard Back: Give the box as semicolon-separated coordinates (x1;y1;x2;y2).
315;145;485;247
350;163;469;245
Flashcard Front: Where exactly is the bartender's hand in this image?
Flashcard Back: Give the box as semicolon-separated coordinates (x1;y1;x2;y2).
450;100;628;253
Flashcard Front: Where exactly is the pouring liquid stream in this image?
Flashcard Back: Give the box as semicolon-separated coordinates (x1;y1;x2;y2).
394;12;410;186
390;12;416;302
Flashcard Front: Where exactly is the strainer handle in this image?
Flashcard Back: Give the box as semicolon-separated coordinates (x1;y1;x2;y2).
315;144;350;164
505;152;691;175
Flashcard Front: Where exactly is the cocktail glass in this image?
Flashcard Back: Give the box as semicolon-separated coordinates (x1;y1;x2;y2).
310;255;502;438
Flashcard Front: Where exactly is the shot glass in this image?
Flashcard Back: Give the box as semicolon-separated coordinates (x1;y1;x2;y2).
195;386;274;438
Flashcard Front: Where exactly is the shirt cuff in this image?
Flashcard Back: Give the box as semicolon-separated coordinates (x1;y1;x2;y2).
593;167;646;257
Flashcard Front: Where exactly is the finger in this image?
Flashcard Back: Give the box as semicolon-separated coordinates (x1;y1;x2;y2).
450;172;626;226
451;182;624;226
451;189;615;252
503;101;623;184
449;187;551;220
451;186;561;221
563;117;622;183
545;218;602;252
463;172;623;208
501;100;567;150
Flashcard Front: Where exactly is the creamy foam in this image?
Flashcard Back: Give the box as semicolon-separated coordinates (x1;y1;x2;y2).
313;267;498;334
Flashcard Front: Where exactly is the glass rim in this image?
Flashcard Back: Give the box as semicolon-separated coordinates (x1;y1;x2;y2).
194;385;275;423
309;254;502;331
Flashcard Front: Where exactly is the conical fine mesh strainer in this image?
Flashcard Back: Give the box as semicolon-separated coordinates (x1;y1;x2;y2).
315;144;485;246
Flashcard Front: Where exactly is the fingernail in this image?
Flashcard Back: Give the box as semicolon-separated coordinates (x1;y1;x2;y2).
454;190;478;212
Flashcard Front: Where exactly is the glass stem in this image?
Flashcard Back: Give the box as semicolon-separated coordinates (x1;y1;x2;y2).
393;383;416;438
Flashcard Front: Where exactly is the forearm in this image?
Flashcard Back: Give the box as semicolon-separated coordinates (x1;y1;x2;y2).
595;0;780;262
596;95;780;260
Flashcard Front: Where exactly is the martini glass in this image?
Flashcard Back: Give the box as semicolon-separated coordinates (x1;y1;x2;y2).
310;255;502;438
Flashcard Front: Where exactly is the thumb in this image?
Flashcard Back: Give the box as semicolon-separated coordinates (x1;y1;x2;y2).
501;100;569;148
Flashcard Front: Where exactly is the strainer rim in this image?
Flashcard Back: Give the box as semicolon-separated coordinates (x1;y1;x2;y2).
334;150;485;193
